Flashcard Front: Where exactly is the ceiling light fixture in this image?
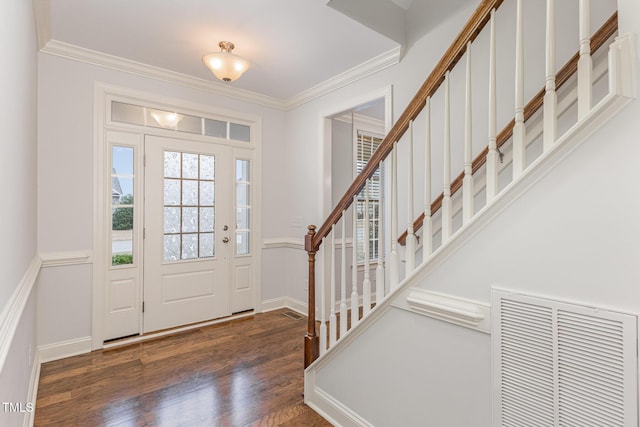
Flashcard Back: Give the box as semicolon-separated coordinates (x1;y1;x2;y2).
202;41;250;83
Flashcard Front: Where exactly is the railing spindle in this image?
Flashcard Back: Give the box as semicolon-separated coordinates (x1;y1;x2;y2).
405;121;417;273
375;161;385;304
486;9;499;202
397;11;618;247
363;181;372;315
513;0;526;178
463;45;474;225
423;97;433;259
543;0;557;151
350;197;359;326
339;212;348;336
442;72;453;242
329;225;337;346
390;142;400;289
578;0;592;119
319;237;327;355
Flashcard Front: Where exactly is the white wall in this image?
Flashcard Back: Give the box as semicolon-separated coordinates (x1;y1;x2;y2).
36;53;288;347
331;118;353;206
317;307;492;426
0;0;39;425
0;0;38;313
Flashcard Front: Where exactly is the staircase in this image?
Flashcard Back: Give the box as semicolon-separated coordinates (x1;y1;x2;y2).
303;0;638;425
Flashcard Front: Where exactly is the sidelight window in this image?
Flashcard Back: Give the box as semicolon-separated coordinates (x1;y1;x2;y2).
235;159;251;255
111;146;135;266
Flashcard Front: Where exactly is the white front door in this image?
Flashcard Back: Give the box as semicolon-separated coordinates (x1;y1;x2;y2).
143;135;233;333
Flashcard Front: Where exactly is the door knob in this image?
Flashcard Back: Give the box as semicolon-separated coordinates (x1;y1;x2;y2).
222;237;230;243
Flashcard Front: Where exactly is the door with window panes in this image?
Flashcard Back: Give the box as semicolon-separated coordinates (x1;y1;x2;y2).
104;101;258;341
142;136;231;332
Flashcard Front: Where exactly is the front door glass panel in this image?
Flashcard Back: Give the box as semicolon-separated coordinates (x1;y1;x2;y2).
163;151;215;261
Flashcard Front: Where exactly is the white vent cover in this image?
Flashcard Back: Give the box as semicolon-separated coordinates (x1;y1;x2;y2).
492;290;638;427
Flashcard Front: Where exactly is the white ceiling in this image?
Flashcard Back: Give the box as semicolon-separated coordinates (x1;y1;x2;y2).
390;0;416;11
44;0;400;101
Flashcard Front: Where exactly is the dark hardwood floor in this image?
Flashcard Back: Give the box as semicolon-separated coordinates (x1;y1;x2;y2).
35;309;332;427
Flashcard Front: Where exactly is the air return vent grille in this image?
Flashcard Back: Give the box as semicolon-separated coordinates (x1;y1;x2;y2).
492;290;638;427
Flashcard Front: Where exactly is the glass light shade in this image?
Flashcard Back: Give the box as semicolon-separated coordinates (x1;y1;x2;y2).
202;41;250;82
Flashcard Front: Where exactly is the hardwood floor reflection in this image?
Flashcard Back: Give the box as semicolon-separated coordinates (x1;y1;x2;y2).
35;310;332;426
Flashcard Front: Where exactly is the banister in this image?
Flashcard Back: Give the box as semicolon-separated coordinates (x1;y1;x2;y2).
309;0;505;252
397;11;618;245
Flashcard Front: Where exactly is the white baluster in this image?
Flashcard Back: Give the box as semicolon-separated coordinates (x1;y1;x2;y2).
423;97;433;259
351;196;359;326
486;9;499;201
390;142;400;289
363;180;372;315
578;0;592;119
329;225;337;346
319;237;327;355
463;44;474;225
340;211;348;337
442;72;452;242
375;160;385;305
405;121;416;273
543;0;557;151
513;0;526;178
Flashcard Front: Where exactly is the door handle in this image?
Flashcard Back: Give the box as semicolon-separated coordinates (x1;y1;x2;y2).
222;237;230;243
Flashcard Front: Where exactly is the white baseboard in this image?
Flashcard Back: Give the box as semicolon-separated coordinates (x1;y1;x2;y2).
24;353;41;427
38;337;92;364
304;372;372;427
261;297;308;316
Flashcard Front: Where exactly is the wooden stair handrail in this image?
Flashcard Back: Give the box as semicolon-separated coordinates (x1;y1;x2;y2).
304;0;505;369
307;0;505;252
397;11;618;245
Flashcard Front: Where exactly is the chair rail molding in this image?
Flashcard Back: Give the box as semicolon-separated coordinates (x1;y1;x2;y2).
0;255;41;373
40;250;92;267
262;237;305;250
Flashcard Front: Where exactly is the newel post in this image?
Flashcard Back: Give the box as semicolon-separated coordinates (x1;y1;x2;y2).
304;225;320;368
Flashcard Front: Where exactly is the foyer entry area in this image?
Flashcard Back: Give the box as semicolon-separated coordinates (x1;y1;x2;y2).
35;310;330;426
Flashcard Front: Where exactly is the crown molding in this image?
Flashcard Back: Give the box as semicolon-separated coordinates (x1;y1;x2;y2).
283;46;401;110
40;38;401;111
41;40;287;110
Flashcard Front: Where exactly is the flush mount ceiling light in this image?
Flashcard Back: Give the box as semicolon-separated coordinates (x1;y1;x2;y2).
202;41;251;82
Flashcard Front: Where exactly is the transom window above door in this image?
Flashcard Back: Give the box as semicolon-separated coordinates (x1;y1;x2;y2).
111;101;251;142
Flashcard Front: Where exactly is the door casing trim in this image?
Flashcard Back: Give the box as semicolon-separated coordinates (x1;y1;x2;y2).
92;82;263;349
